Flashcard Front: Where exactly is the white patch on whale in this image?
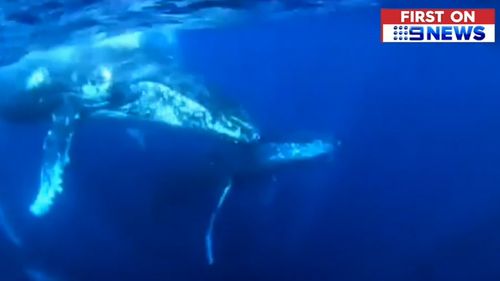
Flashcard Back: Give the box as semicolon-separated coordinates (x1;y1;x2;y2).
26;67;50;91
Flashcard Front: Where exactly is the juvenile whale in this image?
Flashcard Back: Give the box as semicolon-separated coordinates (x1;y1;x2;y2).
0;31;260;217
203;138;337;264
149;136;337;265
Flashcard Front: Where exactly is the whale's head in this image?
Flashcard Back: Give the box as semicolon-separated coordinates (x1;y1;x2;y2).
0;65;64;122
0;45;80;122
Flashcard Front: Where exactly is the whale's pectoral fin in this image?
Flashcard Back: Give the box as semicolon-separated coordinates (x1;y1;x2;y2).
30;104;79;217
205;179;232;265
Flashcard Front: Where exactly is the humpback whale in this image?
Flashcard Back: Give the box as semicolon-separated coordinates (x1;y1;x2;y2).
0;138;336;279
203;138;336;264
0;30;260;217
0;28;338;275
149;136;337;265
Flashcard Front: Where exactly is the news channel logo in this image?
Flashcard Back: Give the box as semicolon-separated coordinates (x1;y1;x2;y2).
381;9;496;43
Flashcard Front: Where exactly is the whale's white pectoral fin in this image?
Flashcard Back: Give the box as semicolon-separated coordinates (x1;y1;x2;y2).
205;179;232;265
30;106;79;217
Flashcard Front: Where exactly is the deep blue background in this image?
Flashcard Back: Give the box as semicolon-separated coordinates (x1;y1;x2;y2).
1;3;500;281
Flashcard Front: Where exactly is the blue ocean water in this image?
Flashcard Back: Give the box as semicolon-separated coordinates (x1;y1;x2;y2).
1;1;500;280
